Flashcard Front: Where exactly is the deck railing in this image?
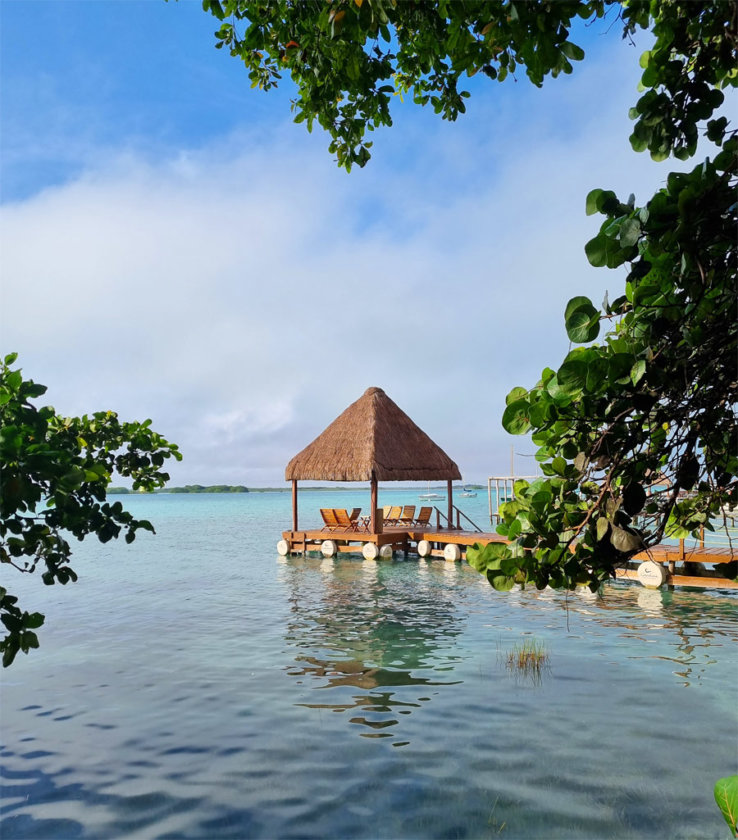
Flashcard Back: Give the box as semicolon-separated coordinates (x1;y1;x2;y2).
487;476;539;524
433;505;484;533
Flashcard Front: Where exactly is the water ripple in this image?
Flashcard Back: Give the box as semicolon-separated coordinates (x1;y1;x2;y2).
1;496;736;838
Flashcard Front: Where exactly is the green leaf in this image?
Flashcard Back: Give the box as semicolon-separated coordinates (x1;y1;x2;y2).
585;189;603;216
24;612;45;629
487;572;516;591
2;639;20;668
560;42;584;61
557;360;588;394
714;775;738;835
564;296;594;322
502;400;531;435
506;386;528;405
619;217;641;247
565;298;600;344
610;526;642;553
630;359;646;385
623;483;646;516
551;456;567;476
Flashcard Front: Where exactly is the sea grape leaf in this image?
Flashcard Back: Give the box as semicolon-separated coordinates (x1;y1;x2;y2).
502;400;531;435
564;297;600;344
623;483;646;516
506;386;528;405
714;775;738;836
610;526;642;552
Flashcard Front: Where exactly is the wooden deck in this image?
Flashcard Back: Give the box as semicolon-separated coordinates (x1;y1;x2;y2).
279;525;505;560
279;524;737;590
618;544;738;589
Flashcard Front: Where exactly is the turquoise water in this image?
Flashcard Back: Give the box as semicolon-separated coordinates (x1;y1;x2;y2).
1;490;736;839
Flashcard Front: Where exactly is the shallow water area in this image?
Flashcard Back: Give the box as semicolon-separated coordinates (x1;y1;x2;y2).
1;492;736;839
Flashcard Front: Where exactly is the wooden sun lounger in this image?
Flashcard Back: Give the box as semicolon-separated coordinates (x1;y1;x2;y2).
334;508;369;532
384;506;402;526
320;508;340;530
398;505;416;526
413;506;433;527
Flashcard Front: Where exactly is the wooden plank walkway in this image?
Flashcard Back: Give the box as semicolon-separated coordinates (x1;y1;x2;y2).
616;568;738;590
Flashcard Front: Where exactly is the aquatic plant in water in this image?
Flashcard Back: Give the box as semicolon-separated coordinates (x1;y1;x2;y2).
501;638;550;685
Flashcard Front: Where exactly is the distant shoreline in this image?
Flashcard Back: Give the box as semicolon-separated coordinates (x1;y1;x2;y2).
108;484;485;495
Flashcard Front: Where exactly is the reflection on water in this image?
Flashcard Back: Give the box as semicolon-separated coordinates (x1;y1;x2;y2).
281;555;464;743
566;584;736;686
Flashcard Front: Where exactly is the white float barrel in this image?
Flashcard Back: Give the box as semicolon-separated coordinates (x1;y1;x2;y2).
362;542;379;560
636;560;667;588
443;543;462;562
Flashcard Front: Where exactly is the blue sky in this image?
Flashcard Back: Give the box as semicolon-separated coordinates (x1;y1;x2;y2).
1;2;683;486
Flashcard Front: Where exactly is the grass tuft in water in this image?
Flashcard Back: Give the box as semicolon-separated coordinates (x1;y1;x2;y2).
502;638;550;683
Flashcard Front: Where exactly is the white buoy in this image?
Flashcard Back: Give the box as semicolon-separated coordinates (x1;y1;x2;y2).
321;539;337;557
277;539;290;556
636;560;667;588
443;543;462;562
417;540;432;557
378;544;394;560
362;542;379;560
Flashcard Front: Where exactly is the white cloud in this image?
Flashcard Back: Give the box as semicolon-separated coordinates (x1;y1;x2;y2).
1;32;687;486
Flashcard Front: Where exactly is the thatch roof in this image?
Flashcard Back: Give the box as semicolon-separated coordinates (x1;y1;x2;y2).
285;387;461;482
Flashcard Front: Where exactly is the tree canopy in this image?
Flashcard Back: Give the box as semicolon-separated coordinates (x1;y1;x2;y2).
0;354;182;665
202;0;737;589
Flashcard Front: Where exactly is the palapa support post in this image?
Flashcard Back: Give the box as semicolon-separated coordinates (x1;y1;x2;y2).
292;480;298;532
370;475;378;534
447;479;453;530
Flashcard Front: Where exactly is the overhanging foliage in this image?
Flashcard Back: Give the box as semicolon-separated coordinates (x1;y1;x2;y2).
0;354;182;665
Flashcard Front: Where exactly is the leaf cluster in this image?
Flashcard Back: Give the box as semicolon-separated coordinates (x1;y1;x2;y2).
201;0;601;169
496;132;737;588
0;354;182;666
474;2;737;590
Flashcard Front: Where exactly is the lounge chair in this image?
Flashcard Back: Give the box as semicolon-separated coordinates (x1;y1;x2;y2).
384;506;402;526
349;507;361;523
413;506;433;528
320;508;340;530
334;508;368;531
398;505;416;526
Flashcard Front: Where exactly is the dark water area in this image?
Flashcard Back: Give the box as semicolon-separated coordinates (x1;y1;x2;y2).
1;492;736;839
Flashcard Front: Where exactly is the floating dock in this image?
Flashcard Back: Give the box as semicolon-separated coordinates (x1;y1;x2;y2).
279;523;507;562
278;518;737;591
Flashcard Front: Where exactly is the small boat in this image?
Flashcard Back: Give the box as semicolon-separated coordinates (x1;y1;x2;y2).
419;484;445;501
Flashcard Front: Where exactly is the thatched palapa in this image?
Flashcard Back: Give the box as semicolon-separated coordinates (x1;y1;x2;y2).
285;387;460;532
285;387;461;482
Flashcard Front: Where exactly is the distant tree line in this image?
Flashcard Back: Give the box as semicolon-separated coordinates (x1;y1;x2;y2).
108;485;249;494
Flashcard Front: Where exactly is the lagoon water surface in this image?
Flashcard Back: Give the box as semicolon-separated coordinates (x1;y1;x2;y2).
1;491;736;839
